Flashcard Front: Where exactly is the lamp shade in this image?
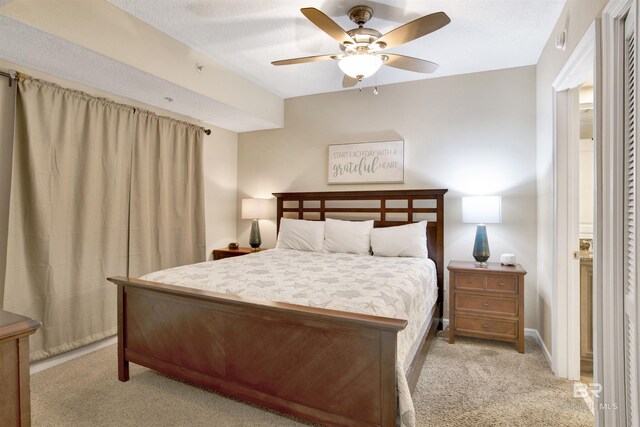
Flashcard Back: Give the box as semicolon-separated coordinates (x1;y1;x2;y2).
241;198;270;220
462;196;502;224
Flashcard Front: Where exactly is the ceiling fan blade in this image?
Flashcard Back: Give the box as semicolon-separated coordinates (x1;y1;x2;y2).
342;75;359;88
301;7;356;46
272;54;339;66
383;54;439;73
374;12;450;50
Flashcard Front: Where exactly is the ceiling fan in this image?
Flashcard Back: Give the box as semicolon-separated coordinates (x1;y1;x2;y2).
272;5;451;88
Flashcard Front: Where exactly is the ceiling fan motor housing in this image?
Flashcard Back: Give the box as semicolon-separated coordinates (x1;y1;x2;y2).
272;5;449;85
341;27;383;51
348;5;373;26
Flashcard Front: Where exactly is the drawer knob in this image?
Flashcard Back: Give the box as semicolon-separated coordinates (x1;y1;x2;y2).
481;324;489;328
482;303;490;307
497;282;505;286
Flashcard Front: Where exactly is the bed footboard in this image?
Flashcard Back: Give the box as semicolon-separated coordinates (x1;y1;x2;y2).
108;276;407;427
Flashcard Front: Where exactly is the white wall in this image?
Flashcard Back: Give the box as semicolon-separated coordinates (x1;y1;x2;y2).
0;59;238;272
238;66;539;328
535;0;607;352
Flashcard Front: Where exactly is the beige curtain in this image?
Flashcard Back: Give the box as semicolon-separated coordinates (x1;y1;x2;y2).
0;77;17;309
128;111;205;277
3;78;205;360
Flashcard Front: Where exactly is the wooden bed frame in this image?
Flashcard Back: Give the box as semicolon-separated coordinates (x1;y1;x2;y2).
108;189;447;427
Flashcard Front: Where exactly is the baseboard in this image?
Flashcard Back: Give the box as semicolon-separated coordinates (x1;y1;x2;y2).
30;335;117;375
442;319;552;368
526;328;553;368
524;328;553;371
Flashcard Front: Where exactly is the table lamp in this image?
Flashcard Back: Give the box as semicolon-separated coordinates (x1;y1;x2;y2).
241;198;271;249
462;196;502;267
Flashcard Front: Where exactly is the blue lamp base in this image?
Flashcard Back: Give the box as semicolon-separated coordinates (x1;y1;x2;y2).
249;219;262;249
473;224;490;267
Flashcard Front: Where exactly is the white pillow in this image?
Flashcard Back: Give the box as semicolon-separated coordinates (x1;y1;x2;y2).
370;221;428;258
276;218;325;252
323;218;373;255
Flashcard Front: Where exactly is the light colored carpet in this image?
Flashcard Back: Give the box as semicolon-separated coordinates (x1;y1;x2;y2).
415;336;593;426
31;335;592;426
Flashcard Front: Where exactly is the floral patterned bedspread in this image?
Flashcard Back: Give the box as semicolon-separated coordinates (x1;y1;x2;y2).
141;248;437;427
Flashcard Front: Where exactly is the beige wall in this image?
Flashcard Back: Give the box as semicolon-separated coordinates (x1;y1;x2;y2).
535;0;607;352
580;139;595;237
238;66;539;328
203;126;239;258
0;0;283;130
0;59;238;284
579;87;594;237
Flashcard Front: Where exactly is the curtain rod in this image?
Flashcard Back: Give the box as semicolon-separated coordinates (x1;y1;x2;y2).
0;70;211;134
0;70;15;87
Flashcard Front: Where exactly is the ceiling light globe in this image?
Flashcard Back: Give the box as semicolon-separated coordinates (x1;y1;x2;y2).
338;54;383;79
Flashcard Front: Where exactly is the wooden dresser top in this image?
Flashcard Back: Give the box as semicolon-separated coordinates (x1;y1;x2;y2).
0;310;41;341
447;260;527;275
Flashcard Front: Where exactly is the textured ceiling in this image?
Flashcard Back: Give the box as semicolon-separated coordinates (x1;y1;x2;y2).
0;0;566;132
108;0;566;98
0;14;278;132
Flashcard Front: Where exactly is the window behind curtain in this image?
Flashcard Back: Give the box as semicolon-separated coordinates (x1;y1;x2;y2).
3;78;205;360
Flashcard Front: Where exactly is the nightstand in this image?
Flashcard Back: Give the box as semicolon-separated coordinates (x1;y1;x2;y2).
0;310;41;426
212;247;261;260
447;260;527;353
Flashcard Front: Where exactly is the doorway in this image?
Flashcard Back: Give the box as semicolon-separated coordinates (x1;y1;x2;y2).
552;21;598;384
577;85;595;386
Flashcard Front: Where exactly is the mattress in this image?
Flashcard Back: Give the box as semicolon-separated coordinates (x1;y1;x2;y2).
141;248;438;427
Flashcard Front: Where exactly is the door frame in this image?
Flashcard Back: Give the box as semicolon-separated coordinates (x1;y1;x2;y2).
601;0;635;424
552;22;597;381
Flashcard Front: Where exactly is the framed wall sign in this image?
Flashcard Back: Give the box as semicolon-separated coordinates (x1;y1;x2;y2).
328;140;404;184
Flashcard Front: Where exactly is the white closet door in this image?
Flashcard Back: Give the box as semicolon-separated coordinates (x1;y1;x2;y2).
624;6;640;426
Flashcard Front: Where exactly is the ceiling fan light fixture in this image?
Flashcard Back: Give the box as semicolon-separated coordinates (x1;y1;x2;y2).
370;41;386;51
272;7;449;85
338;54;383;79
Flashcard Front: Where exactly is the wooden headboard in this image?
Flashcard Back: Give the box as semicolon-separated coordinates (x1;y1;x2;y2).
272;189;448;326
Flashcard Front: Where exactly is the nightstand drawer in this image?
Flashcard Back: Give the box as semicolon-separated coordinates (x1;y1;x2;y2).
455;294;518;316
448;261;527;353
216;251;247;260
212;247;260;260
486;276;517;294
455;314;517;339
455;274;486;291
